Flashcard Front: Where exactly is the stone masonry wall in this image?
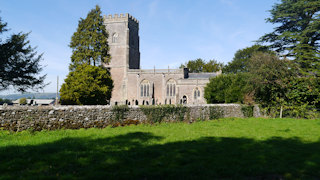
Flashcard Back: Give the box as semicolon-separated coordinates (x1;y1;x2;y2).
0;104;260;131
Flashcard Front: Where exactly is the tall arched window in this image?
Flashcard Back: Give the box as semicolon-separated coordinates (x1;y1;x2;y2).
140;80;150;97
194;88;201;100
166;79;176;97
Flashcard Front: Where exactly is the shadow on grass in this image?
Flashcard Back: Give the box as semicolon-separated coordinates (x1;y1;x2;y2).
1;132;320;179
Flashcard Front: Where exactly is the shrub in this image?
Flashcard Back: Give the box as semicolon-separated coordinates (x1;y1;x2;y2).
60;64;113;105
19;98;27;105
111;105;129;123
241;105;254;118
204;73;250;104
140;105;188;123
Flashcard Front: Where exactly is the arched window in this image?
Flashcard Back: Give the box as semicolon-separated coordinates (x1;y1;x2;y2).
166;79;176;97
194;88;201;100
140;80;150;97
112;33;118;43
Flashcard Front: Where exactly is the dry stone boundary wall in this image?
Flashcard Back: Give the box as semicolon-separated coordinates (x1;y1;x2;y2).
0;104;261;131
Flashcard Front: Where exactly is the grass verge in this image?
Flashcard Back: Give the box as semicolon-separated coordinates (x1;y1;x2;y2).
1;118;320;179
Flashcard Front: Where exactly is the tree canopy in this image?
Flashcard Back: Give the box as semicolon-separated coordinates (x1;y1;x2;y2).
258;0;320;75
60;64;113;105
204;73;250;104
0;16;46;92
69;5;110;71
247;52;297;105
180;58;223;73
223;45;271;74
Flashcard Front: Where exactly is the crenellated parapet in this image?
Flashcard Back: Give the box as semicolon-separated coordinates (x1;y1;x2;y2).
104;13;139;24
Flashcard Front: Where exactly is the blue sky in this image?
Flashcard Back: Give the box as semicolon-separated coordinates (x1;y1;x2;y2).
0;0;278;94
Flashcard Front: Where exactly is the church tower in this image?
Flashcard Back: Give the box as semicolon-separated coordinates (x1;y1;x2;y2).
104;13;140;104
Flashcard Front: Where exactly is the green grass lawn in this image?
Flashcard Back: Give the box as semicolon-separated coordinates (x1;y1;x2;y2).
1;118;320;179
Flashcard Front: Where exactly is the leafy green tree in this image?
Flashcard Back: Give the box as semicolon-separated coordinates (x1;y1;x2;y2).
60;64;113;105
203;60;223;72
0;16;46;92
258;0;320;75
69;5;110;70
204;73;250;104
223;45;270;74
248;52;296;105
283;77;320;118
180;58;223;73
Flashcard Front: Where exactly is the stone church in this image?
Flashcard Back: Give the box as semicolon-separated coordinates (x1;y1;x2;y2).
103;14;220;105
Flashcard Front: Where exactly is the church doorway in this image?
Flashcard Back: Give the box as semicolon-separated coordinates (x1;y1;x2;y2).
182;95;187;104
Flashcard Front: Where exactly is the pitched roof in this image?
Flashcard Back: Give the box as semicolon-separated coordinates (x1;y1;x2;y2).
188;73;217;79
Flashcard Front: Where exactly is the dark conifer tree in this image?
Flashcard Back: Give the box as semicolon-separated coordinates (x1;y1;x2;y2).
69;5;110;71
0;16;46;92
259;0;320;75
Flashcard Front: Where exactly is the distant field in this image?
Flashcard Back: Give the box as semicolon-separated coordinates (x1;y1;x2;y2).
1;118;320;179
0;93;58;100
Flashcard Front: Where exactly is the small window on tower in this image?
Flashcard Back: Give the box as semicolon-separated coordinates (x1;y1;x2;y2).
112;33;118;43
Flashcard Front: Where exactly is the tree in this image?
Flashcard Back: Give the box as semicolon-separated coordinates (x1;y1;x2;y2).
203;60;223;72
60;5;113;105
0;98;12;105
60;64;113;105
180;58;222;73
69;5;110;70
284;77;320;118
0;16;46;92
248;52;296;104
204;73;250;104
223;45;271;74
258;0;320;75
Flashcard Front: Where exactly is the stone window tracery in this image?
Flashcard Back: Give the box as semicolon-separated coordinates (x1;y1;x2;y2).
166;79;176;97
194;88;201;100
140;80;150;97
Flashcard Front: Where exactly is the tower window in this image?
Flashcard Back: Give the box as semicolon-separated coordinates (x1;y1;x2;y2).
112;33;118;43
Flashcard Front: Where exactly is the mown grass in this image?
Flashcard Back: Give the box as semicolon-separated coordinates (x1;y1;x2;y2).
1;118;320;179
